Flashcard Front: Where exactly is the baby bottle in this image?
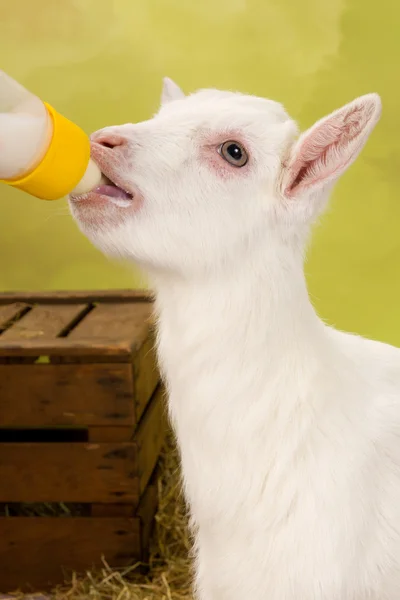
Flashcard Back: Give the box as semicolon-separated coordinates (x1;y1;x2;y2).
0;70;102;200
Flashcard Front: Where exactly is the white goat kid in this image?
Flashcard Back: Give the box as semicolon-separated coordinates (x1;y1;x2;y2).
70;78;400;600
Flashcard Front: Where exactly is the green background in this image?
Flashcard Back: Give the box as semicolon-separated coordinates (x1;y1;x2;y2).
0;0;399;345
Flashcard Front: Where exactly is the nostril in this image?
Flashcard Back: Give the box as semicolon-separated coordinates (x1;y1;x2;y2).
93;133;127;150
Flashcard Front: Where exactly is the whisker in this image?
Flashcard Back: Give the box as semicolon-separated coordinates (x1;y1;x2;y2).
41;208;72;224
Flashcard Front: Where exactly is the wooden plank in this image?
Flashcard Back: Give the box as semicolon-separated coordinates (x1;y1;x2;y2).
0;304;88;341
136;465;160;562
136;386;167;494
0;303;30;329
0;363;135;427
0;517;141;592
133;327;160;422
91;465;160;519
0;442;139;504
88;427;134;443
0;338;132;359
91;504;136;517
0;289;153;305
68;302;153;346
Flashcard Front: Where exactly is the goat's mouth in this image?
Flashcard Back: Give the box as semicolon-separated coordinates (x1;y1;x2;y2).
92;176;134;207
70;174;134;208
69;142;138;214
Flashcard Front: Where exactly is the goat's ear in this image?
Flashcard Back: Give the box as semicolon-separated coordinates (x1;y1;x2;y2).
282;94;381;199
161;77;185;105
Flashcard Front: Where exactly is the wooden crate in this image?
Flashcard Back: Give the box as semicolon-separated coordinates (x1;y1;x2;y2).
0;290;167;592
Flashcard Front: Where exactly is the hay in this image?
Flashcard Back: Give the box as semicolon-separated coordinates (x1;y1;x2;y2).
54;435;193;600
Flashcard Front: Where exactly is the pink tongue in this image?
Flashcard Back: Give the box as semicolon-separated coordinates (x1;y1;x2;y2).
94;184;132;200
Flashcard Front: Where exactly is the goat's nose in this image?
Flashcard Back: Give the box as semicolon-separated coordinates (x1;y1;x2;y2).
91;131;128;150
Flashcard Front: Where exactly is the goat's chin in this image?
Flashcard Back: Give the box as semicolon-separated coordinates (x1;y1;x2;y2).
68;187;143;234
69;212;147;267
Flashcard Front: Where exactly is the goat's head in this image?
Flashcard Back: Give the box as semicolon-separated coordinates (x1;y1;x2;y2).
70;78;381;278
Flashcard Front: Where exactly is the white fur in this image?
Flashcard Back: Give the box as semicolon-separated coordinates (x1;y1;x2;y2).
70;80;400;599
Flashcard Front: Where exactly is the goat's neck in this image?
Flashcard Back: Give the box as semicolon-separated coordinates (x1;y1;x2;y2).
152;248;328;409
151;250;336;521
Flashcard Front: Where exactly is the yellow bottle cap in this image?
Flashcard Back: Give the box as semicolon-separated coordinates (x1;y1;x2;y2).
1;103;90;201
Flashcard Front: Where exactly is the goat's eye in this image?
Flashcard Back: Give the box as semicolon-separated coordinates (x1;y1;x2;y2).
219;141;248;167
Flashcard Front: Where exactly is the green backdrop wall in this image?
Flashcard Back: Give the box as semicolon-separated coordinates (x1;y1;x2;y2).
1;0;399;345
